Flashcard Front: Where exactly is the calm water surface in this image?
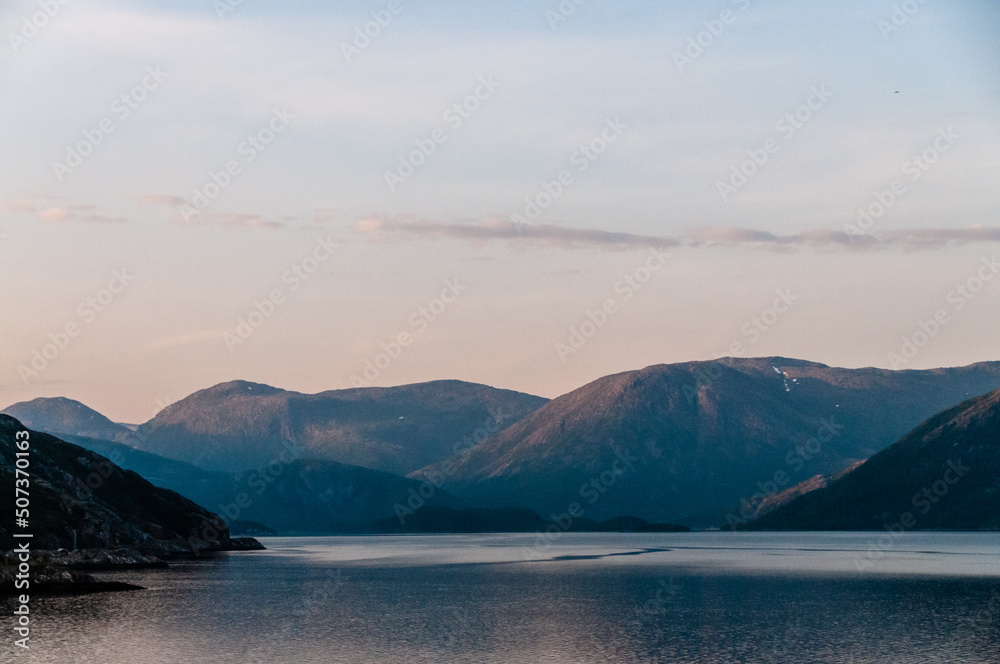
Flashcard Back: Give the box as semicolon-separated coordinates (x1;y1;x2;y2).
4;532;1000;663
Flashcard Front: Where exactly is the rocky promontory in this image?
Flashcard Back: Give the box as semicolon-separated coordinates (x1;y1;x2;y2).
0;415;263;595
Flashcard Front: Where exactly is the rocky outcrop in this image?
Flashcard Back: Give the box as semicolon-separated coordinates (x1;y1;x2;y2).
0;553;145;595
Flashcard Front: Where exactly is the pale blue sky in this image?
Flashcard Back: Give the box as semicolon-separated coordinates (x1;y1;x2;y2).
1;0;998;421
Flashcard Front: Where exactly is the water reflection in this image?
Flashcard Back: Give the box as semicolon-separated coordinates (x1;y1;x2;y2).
2;533;998;663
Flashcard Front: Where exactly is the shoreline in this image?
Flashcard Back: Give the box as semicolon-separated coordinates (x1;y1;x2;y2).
0;537;265;597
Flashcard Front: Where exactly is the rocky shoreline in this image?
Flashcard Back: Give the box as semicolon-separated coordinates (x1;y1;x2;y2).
1;538;265;597
1;416;268;597
0;563;144;596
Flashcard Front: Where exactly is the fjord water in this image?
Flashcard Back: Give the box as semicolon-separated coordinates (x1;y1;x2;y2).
6;533;1000;663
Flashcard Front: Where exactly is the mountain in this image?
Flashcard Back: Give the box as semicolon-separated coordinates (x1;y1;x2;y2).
56;433;232;511
746;388;1000;531
413;358;1000;527
219;458;465;533
740;460;864;522
2;397;134;443
131;379;547;474
56;433;466;534
0;415;247;554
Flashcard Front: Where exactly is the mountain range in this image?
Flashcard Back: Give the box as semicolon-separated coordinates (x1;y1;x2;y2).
6;357;1000;533
24;431;467;534
413;358;1000;526
127;379;547;474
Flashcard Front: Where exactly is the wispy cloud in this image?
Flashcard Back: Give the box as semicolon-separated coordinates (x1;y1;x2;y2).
352;215;1000;252
353;215;678;250
37;206;127;224
142;195;287;230
0;200;36;213
38;208;71;223
686;226;1000;251
2;197;128;224
140;194;186;207
313;208;343;224
176;212;286;230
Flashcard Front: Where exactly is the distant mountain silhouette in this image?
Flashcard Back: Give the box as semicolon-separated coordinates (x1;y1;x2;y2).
55;432;466;534
222;458;465;533
2;397;133;443
413;358;1000;527
53;433;232;511
353;505;689;535
131;380;547;474
746;388;1000;531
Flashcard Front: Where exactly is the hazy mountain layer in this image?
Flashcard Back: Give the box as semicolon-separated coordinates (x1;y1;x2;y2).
2;397;134;443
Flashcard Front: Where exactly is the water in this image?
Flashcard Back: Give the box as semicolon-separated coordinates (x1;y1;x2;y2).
4;532;1000;663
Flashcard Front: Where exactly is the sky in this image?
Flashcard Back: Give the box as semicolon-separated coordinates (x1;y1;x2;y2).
1;0;998;423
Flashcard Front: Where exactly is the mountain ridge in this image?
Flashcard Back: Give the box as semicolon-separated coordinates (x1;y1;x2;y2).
0;415;247;554
413;358;1000;526
133;379;548;474
746;388;1000;531
2;397;134;443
